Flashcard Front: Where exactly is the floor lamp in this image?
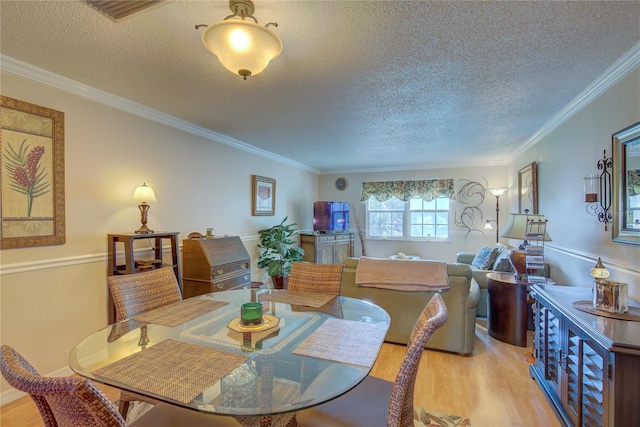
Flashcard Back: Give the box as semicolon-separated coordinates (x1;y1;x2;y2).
484;188;507;242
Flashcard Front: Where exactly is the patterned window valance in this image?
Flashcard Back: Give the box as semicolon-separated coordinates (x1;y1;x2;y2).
629;169;640;197
361;179;455;202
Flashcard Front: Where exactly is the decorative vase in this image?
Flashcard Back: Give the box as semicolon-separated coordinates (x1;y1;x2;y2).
593;279;628;314
271;275;289;289
507;249;527;281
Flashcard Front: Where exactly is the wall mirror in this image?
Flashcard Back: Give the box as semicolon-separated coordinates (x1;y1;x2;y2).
612;121;640;245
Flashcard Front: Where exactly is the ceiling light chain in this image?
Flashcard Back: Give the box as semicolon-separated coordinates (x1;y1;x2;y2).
196;0;282;80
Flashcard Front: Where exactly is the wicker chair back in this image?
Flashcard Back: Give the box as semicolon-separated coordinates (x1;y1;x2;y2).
107;268;182;417
0;345;126;427
287;262;344;295
108;268;182;322
387;293;448;426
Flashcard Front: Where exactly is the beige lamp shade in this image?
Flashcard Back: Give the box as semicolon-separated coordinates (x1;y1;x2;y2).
500;213;552;241
132;183;157;203
202;20;282;79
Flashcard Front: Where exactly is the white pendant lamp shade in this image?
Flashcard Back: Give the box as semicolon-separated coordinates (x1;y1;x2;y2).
202;19;282;78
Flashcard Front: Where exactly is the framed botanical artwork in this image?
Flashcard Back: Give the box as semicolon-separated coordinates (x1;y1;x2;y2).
1;96;65;249
518;162;538;214
252;175;275;216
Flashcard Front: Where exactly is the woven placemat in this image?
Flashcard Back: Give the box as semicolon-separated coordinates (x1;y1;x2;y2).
259;291;336;308
293;318;387;367
133;299;228;327
93;339;247;404
572;301;640;321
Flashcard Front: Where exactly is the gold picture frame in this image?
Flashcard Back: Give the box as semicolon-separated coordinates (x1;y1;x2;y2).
518;161;538;214
252;175;275;216
1;96;65;248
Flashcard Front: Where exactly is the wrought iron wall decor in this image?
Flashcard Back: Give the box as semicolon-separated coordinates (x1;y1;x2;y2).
454;178;488;237
584;150;613;231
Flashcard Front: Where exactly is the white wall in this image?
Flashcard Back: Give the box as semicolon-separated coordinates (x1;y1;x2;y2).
506;67;640;295
0;72;319;398
318;66;640;305
317;167;509;261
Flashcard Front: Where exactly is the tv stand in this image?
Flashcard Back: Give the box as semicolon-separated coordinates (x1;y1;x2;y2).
300;232;354;264
314;229;348;235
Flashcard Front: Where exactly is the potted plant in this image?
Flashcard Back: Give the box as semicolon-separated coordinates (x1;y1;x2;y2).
256;216;305;289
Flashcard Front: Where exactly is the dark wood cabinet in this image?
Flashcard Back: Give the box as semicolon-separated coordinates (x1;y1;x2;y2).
299;232;354;264
107;232;181;323
182;236;251;299
487;272;530;347
530;284;640;427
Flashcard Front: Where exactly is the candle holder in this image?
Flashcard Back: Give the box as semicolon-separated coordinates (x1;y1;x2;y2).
240;302;264;326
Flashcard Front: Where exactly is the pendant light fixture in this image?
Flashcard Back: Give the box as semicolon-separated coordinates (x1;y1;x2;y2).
196;0;282;80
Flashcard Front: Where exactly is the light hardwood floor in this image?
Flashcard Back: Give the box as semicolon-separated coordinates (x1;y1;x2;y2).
0;320;560;427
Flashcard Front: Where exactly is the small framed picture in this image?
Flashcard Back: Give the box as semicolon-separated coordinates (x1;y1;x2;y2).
252;175;275;216
518;162;538;214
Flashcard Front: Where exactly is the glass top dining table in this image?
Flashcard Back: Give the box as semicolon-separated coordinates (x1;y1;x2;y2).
69;288;390;419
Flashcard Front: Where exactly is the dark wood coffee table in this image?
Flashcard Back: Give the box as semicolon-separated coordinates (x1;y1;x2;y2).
487;272;531;347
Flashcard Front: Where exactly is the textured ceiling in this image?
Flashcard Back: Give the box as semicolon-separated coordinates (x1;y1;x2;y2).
1;1;639;173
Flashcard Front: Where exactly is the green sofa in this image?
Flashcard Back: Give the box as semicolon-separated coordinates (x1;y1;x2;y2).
340;257;480;356
456;243;550;317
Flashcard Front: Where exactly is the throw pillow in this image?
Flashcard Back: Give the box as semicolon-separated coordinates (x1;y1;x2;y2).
471;246;498;270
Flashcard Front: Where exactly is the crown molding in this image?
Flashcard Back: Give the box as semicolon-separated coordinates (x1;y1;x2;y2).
506;41;640;163
0;55;319;174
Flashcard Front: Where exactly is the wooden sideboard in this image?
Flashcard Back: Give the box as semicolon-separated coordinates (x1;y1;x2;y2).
182;236;251;299
530;284;640;427
299;232;354;264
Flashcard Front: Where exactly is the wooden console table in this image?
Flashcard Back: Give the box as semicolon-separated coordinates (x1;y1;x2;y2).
530;284;640;426
299;232;353;264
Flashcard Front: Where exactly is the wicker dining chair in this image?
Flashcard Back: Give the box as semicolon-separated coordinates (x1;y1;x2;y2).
0;345;243;427
296;293;449;427
287;262;344;295
107;268;183;418
108;268;182;322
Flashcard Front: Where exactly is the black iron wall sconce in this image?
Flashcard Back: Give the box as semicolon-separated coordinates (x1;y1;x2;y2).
584;150;613;230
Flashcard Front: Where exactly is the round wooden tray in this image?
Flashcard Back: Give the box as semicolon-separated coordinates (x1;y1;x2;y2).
572;301;640;322
227;314;280;333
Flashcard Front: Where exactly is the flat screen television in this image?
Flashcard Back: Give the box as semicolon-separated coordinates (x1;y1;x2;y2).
313;201;350;232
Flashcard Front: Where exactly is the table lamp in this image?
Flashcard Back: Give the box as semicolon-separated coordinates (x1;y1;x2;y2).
132;182;157;234
500;213;551;280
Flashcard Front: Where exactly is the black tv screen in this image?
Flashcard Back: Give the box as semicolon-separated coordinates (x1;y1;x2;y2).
313;201;350;231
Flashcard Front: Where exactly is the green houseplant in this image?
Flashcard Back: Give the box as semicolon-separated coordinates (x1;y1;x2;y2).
256;217;305;289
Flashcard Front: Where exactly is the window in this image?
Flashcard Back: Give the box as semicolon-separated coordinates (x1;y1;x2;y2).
409;197;450;238
366;196;451;240
367;197;405;238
